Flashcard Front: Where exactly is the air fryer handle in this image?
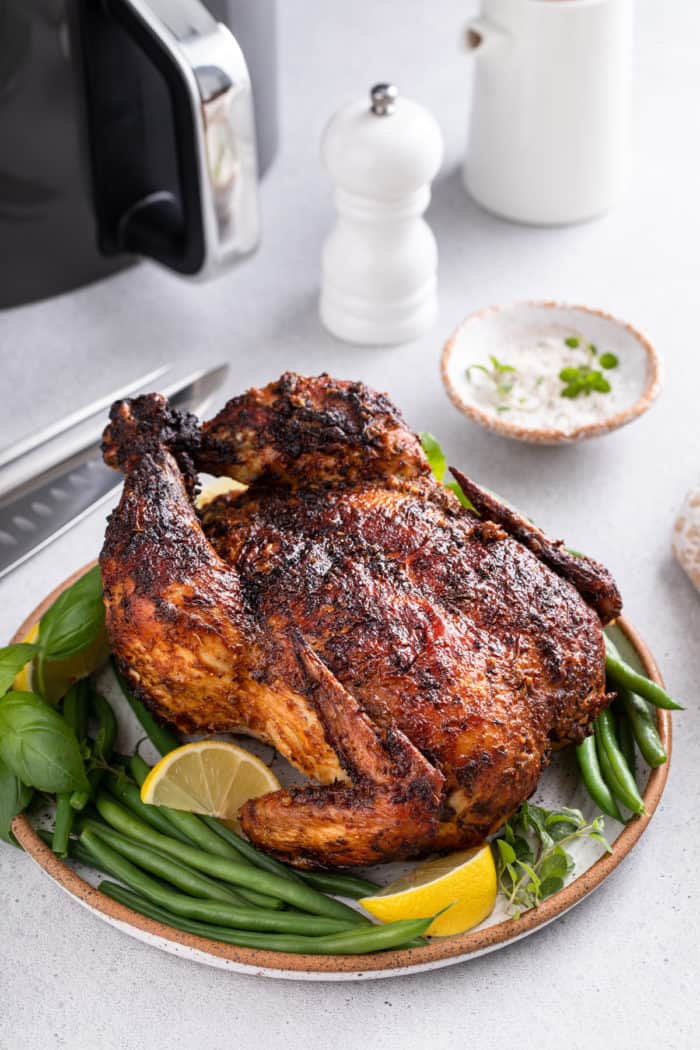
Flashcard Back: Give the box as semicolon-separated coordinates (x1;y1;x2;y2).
76;0;260;277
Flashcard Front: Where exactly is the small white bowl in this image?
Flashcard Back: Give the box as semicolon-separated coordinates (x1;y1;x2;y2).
441;301;662;445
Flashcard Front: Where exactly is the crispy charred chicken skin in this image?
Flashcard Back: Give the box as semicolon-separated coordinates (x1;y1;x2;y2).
100;373;622;869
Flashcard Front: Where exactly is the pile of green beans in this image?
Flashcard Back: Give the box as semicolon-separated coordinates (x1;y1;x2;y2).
79;829;359;936
53;682;89;855
92;791;365;924
99;882;431;955
53;683;118;854
38;672;434;955
576;633;675;821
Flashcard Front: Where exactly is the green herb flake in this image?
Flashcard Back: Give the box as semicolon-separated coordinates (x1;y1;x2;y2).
599;352;619;370
564;336;580;348
488;355;516;375
558;364;614;400
465;357;517;410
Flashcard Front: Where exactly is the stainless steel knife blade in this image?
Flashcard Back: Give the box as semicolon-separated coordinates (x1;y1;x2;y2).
0;363;228;580
0;364;171;470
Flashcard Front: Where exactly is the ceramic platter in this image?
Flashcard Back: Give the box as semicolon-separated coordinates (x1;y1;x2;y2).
12;565;672;981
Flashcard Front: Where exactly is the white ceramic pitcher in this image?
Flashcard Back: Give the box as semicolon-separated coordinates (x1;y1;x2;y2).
463;0;634;225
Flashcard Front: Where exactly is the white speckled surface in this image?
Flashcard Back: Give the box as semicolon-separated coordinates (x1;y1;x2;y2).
1;1;699;1047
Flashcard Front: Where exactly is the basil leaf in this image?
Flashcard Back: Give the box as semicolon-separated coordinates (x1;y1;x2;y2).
0;643;38;697
0;692;90;793
419;432;446;482
445;480;477;513
37;565;105;663
0;756;32;843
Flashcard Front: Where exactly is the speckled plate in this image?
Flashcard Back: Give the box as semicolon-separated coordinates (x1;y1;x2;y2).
11;565;672;981
441;302;663;444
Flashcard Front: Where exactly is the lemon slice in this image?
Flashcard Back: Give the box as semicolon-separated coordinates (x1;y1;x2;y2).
359;844;497;937
12;623;109;703
140;740;281;830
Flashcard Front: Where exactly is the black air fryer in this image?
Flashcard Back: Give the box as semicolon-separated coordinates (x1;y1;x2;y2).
0;0;278;307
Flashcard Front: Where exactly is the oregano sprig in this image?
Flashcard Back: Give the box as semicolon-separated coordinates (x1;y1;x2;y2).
494;801;611;918
466;355;517;401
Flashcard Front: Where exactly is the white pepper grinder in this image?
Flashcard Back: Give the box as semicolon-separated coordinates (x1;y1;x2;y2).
320;84;443;346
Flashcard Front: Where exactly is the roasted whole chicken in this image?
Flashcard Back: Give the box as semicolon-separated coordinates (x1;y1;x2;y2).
100;373;622;869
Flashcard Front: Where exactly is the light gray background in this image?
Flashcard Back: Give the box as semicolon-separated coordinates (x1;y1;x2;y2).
1;1;698;1048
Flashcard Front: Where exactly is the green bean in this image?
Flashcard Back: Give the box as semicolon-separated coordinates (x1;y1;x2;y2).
53;682;89;855
200;814;306;880
38;828;119;878
595;711;645;816
94;793;366;924
593;719;628;802
80;818;251;907
128;753;153;786
604;635;683;711
575;734;624;822
297;871;381;899
127;755;280;910
620;689;668;768
71;691;118;811
112;659;180;755
99;881;432;955
103;773;193;845
80;830;358;935
614;704;636;779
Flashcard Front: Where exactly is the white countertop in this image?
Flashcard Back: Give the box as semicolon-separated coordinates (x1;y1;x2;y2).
1;2;698;1047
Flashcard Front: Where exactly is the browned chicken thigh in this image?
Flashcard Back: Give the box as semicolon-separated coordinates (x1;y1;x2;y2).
100;373;621;869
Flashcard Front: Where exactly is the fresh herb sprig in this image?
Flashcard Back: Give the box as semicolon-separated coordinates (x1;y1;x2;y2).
0;567;106;841
494;801;610;918
559;337;619;399
466;355;517;405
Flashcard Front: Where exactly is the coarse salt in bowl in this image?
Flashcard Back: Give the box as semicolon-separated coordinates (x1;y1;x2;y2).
441;302;662;445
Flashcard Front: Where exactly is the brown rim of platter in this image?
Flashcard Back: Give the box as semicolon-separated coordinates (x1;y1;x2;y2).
441;301;663;445
11;562;672;976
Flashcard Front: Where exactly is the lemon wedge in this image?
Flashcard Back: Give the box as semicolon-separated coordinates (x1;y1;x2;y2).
12;623;109;703
140;740;281;830
359;844;497;936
